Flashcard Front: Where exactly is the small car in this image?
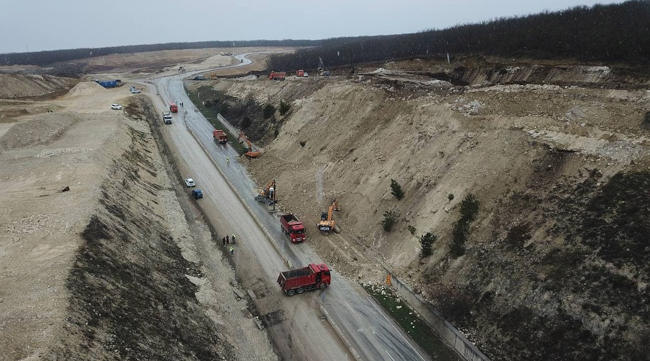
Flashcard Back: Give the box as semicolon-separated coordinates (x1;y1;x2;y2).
192;189;203;199
163;112;172;124
111;104;123;110
184;178;196;187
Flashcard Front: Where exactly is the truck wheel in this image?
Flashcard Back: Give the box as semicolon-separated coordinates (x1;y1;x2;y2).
296;288;304;294
319;283;328;289
287;289;295;296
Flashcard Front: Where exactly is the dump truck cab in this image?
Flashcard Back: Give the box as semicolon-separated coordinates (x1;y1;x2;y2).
280;214;306;243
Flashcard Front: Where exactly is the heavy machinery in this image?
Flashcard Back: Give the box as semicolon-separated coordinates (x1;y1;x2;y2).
213;129;227;144
317;57;330;76
280;214;306;243
239;131;261;158
255;179;276;205
318;200;339;233
277;263;331;296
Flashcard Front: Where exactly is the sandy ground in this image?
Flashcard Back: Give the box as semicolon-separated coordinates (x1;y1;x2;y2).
0;74;77;99
0;90;127;360
0;50;281;360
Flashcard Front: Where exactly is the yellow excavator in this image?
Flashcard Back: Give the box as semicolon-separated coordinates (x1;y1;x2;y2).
255;179;276;205
318;200;339;233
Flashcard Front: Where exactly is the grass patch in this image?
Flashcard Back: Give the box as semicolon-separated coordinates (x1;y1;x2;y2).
185;85;248;155
363;284;460;361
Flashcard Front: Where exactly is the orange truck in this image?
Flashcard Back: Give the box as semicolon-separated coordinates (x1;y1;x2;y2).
213;130;227;144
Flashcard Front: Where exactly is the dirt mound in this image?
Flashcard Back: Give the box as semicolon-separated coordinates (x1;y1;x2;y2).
0;112;80;151
0;73;77;99
64;81;104;97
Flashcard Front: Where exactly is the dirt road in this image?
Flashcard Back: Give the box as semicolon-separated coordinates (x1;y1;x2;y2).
148;54;429;361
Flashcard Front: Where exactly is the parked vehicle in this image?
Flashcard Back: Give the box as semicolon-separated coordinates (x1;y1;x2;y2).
269;71;286;80
192;189;203;199
277;263;331;296
170;103;178;113
129;86;141;94
163;112;172;124
111;104;122;110
213;130;228;144
96;79;121;88
296;70;305;77
280;214;306;243
184;178;196;187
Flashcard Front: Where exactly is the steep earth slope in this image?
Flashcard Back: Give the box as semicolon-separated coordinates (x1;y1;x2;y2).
0;73;77;99
198;63;650;360
0;79;275;359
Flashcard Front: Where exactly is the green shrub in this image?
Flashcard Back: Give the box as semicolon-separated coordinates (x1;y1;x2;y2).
506;222;531;248
382;209;400;232
450;193;479;257
263;104;275;119
420;232;437;257
279;100;291;115
448;193;454;201
241;116;252;129
408;225;416;235
460;194;479;222
390;179;404;200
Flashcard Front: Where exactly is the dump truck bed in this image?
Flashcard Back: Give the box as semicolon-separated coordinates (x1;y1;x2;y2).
280;267;311;280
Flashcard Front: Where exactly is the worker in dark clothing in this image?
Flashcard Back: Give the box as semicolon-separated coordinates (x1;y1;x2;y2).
222;237;226;246
226;235;229;244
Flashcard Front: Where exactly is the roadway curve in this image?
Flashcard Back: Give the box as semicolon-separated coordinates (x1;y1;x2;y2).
150;53;429;361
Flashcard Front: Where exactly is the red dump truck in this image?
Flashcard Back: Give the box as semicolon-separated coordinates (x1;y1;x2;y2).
213;129;227;144
280;214;306;243
269;71;286;80
277;263;331;296
170;103;178;113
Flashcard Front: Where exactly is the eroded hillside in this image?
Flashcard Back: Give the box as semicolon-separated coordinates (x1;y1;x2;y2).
193;61;650;360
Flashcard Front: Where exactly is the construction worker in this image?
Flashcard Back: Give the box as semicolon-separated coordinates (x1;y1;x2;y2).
226;157;230;166
231;234;236;243
229;247;234;255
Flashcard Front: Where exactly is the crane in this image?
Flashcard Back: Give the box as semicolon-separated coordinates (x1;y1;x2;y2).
318;199;339;233
255;179;276;205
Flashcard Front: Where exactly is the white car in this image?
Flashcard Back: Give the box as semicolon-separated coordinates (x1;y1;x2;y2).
162;112;172;124
111;104;122;110
184;178;196;187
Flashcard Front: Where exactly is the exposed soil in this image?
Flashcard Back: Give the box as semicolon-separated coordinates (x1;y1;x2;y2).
0;73;77;99
203;59;650;360
51;123;233;360
0;65;278;360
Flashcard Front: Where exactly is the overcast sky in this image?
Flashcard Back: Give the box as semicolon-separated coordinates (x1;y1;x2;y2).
0;0;625;54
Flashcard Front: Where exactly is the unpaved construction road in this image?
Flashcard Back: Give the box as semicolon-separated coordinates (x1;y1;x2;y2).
148;55;430;361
